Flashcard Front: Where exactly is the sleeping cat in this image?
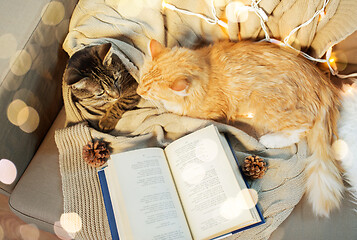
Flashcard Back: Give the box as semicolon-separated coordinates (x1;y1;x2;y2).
63;43;140;132
137;39;343;217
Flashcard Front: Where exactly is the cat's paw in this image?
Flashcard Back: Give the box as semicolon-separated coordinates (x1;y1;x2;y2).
259;130;305;148
98;117;118;132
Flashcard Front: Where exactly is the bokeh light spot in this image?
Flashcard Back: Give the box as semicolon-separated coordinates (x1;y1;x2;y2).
220;197;243;220
19;107;40;133
60;212;82;235
181;163;206;185
54;221;73;240
10;50;32;76
195;138;218;162
0;159;17;185
332;139;349;161
41;1;65;26
220;189;258;220
17;106;30;127
2;75;23;91
7;99;27;126
334;51;348;72
237;188;259;209
19;224;40;240
0;33;17;59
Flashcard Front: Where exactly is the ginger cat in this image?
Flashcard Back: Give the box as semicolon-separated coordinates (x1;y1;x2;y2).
137;39;344;217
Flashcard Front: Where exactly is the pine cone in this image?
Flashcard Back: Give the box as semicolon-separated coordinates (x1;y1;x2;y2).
82;139;110;167
242;155;267;179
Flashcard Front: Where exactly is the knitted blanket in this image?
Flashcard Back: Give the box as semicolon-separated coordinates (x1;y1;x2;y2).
55;106;307;240
56;0;357;239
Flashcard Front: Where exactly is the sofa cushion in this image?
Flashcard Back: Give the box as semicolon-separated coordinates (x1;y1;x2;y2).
0;0;78;194
270;191;357;240
9;108;66;233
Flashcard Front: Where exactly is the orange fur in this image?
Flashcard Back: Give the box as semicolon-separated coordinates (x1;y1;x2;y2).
138;40;343;216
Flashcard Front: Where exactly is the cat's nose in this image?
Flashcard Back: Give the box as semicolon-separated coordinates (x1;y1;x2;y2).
108;88;119;98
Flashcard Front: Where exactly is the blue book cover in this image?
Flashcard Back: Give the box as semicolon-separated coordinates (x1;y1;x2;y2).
98;168;120;240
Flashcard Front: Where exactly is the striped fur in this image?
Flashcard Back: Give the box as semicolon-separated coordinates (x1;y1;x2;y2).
63;43;140;131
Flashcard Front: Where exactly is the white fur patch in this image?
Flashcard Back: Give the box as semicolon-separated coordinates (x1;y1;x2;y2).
338;84;357;206
171;88;189;97
259;129;306;148
161;100;183;114
305;155;344;217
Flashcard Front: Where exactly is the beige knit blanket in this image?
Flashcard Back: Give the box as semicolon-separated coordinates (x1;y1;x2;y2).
56;0;357;239
55;104;307;240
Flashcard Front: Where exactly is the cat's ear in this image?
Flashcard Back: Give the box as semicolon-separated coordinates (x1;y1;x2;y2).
170;78;189;96
64;67;83;85
97;43;113;66
71;77;91;90
149;39;165;60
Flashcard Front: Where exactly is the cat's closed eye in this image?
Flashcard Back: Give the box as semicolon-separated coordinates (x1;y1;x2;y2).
102;83;119;98
96;89;105;96
170;78;189;92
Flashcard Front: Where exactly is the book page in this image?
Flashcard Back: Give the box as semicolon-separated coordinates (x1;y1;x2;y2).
164;125;257;240
107;148;192;240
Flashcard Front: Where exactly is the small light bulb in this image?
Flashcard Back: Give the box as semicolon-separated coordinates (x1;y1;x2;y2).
162;1;175;10
329;58;335;63
162;0;167;9
242;112;254;118
318;11;326;22
247;112;254;118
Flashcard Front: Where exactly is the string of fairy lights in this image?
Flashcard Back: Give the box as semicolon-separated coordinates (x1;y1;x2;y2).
161;0;357;80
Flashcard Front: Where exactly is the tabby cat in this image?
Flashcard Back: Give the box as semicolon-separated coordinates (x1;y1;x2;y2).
63;43;140;132
137;39;343;217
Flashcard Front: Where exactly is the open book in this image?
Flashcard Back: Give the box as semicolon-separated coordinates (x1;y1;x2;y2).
98;125;264;240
